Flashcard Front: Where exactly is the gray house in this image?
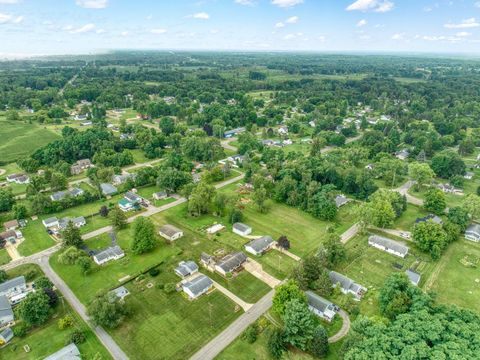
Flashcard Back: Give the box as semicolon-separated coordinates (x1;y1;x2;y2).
182;274;214;299
45;343;81;360
175;261;199;278
100;183;118;196
306;291;336;322
0;276;27;302
368;235;409;258
232;222;252;237
329;271;367;300
50;188;84;202
215;252;247;276
0;295;13;326
93;245;125;265
0;327;14;346
335;195;350;208
465;223;480;242
244;236;275;256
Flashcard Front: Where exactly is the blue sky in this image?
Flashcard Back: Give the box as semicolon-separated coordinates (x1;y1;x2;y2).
0;0;480;57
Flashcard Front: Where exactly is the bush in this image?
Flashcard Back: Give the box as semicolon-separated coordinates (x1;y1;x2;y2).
242;323;259;344
267;328;286;359
156;283;164;290
164;283;176;294
24;269;38;281
13;323;29;337
149;268;160;277
68;330;86;345
35;276;53;290
58;315;75;330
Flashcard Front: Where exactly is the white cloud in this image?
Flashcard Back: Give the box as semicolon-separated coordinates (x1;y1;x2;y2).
0;12;23;24
96;28;105;34
189;12;210;20
357;19;367;27
62;25;74;31
11;15;23;23
421;35;463;43
0;0;22;4
455;31;471;37
444;18;479;29
286;16;299;24
235;0;255;5
75;0;108;9
391;32;405;40
346;0;394;13
283;32;303;40
151;28;167;34
70;23;96;34
271;0;303;8
275;22;285;28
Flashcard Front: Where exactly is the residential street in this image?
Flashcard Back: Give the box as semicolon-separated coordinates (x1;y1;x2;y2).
394;181;424;206
341;223;360;244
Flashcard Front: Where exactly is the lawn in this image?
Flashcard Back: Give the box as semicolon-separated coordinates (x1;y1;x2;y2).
130;149;150;164
0;162;23;180
209;271;271;303
17;219;57;256
110;276;242;360
0;117;60;163
0;248;11;265
408;186;465;209
336;233;437;316
0;264;111;360
393;204;429;231
254;250;299;280
427;239;480;314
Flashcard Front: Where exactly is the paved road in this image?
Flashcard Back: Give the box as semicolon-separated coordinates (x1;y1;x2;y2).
190;290;274;360
221;138;238;151
328;310;351;343
36;256;129;360
341;223;360;244
394;181;424;206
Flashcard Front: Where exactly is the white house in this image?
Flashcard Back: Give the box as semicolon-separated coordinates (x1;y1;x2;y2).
175;261;199;278
232;222;252;237
329;271;367;300
93;246;125;265
206;224;225;234
465;223;480;242
215;252;247;276
182;274;213;300
159;224;184;241
45;343;81;360
368;235;409;258
244;236;275;256
306;291;337;322
0;276;29;304
42;217;59;228
153;191;168;200
6;173;29;184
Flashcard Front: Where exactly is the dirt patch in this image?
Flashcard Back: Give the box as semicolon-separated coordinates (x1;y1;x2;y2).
0;169;5;176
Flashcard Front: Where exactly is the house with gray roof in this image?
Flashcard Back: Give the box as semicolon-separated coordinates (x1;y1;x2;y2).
335;194;351;208
0;276;27;301
50;188;84;202
465;223;480;242
175;261;199;278
244;236;275;256
329;271;366;300
0;295;13;327
93;245;125;265
415;214;443;225
233;222;252;237
110;286;130;300
405;269;421;286
58;216;86;231
215;252;247;276
100;183;118;196
306;291;336;322
0;327;13;345
44;343;81;360
395;149;410;161
368;235;409;258
153;191;168;200
42;217;59;228
182;274;213;299
159;224;184;241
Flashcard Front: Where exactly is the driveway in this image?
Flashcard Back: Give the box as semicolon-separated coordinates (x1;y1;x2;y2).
243;258;281;288
328;310;350;343
394;181;424;206
211;279;253;311
341;223;360;244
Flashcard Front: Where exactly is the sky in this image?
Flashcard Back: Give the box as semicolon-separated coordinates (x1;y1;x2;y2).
1;0;480;57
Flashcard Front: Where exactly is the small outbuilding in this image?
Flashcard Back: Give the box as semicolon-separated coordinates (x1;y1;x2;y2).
232;223;252;237
405;269;421;286
159;225;184;241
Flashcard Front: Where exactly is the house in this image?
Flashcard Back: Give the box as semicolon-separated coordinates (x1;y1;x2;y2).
110;286;130;300
464;172;474;180
262;139;275;147
335;195;350;208
42;217;59;228
329;271;366;300
215;252;247;276
58;216;86;231
278;126;289;136
405;269;421;286
124;191;142;205
112;173;136;186
437;183;462;194
306;291;337;322
233;222;252;237
153;191;168;200
6;173;29;184
159;224;184;241
93;245;125;265
0;327;14;346
244;236;275;256
0;295;13;326
200;252;215;269
283;139;293;146
73;114;87;121
45;343;81;360
395;149;410;161
465;223;480;242
70;159;93;175
223;127;245;138
50;188;84;202
182;274;213;300
206;224;225;234
175;261;199;278
80;121;92;126
415;214;443;225
0;230;22;244
368;235;409;258
100;183;118;196
3;220;18;231
118;198;135;212
0;276;28;304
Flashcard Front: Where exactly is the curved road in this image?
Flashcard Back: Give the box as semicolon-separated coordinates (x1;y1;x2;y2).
328;310;351;343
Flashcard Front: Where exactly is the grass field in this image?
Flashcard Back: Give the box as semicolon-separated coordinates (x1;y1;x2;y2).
0;264;111;360
0;162;23;180
254;250;299;280
209;271;271;303
0;248;10;265
0;116;60;163
393;204;429;231
428;239;480;313
17;219;56;256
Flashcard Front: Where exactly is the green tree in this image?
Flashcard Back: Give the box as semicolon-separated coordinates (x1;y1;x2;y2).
408;162;435;190
0;189;15;212
18;291;51;326
0;270;7;283
313;269;333;297
283;299;316;351
62;221;83;248
187;182;216;217
87;293;129;328
447;206;470;232
309;325;329;358
272;280;307;316
462;194;480;220
267;328;286;359
319;232;346;267
77;256;92;275
252;185;270;213
431;151;466;179
110;206;127;230
379;273;421;320
131;217;157;254
413;221;447;260
13;204;28;220
35;276;53;290
424;188;446;215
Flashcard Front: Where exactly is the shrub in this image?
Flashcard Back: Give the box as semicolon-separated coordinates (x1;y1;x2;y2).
242;323;259;344
13;323;29;337
156;283;165;290
58;315;75;330
149;268;160;277
164;283;176;294
68;330;86;345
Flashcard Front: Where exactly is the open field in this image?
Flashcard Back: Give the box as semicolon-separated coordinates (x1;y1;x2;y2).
254;250;298;280
428;239;480;313
0;117;60;163
393;204;429;231
0;248;10;265
17;219;57;256
0;264;111;360
209;271;271;303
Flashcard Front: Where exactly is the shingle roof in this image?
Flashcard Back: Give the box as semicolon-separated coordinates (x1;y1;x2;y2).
216;252;247;273
245;236;274;253
368;235;409;256
43;217;59;227
175;261;199;277
0;327;13;342
335;195;350;207
233;223;251;233
44;343;81;360
0;295;13;321
124;191;142;203
0;276;25;295
3;220;19;230
415;214;443;225
182;274;213;297
405;269;421;285
94;246;124;263
159;224;182;238
100;183;118;195
466;223;480;236
306;291;334;313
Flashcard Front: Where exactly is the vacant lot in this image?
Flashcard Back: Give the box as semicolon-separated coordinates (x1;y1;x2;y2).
17;219;57;256
0;117;60;163
428;239;480;313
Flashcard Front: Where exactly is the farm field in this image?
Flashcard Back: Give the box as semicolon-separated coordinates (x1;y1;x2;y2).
0;264;111;360
0;116;60;163
427;239;480;313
